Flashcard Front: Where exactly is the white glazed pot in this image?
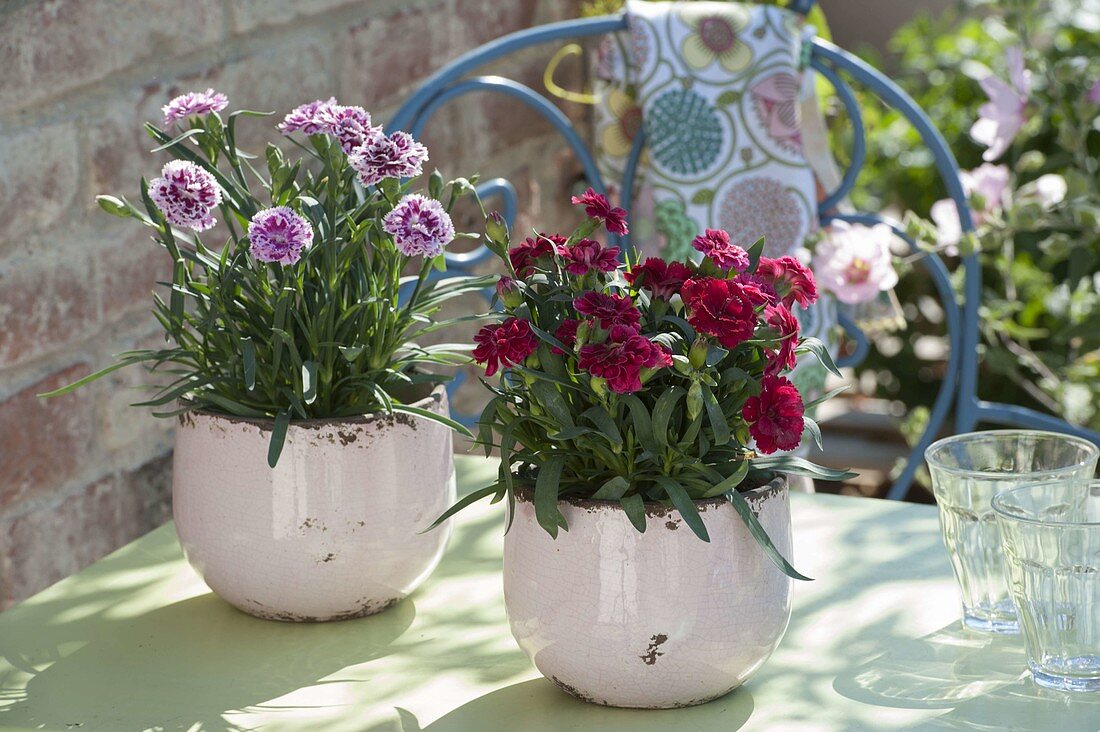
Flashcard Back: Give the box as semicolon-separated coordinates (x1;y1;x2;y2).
503;475;792;708
172;384;456;621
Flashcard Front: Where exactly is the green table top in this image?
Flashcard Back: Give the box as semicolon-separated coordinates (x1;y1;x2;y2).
1;456;1097;731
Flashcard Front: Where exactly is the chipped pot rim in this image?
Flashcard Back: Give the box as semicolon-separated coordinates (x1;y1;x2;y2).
513;472;787;512
177;382;447;431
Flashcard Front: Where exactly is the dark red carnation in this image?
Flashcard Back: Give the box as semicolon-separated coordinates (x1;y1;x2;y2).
692;229;750;272
755;256;818;309
681;277;759;349
552;318;580;355
472;317;538;377
625;258;694;300
763;304;800;376
578;325;670;394
508;233;564;278
556;238;620;276
734;273;780;307
573;291;641;330
571;187;629;236
742;375;805;454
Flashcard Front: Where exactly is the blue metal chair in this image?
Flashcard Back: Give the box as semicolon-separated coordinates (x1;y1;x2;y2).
390;0;1100;499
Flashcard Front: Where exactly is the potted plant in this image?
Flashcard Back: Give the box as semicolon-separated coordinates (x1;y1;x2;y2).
43;91;492;621
433;191;853;707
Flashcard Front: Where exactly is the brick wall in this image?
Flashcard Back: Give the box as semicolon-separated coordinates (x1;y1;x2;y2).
0;0;584;608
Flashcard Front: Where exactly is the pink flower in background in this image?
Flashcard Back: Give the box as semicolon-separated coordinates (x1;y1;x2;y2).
1089;79;1100;105
930;163;1009;250
349;131;428;186
742;375;804;454
574;291;641;331
556;238;620;275
473;317;538;377
382;194;455;258
279;98;338;135
692;228;749;271
811;222;898;305
971;47;1032;161
162;88;228;126
247;206;314;265
330;105;382;153
750;72;803;155
571;187;629;236
148;160;222;232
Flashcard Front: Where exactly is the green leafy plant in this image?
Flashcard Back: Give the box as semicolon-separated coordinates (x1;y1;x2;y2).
42;92;491;464
843;0;1100;431
432;192;854;580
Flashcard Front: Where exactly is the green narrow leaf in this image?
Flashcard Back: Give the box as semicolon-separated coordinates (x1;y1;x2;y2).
621;394;659;453
701;460;749;498
747;235;766;273
656;476;710;542
268;410;291;468
620;494;647;533
37;358;142;397
726;487;812;581
752;455;858;481
391;404;475;438
592;476;630;500
534;455;567;538
651;386;685;449
701;385;731;446
529;380;575;428
803;383;849;411
423;484;499;532
803;415;823;451
797;337;843;378
302;361;318;404
581;406;623;446
241;337;256;391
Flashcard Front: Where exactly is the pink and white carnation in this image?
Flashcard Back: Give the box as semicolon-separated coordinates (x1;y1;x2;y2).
811;221;898;305
148;160;223;232
162;88;228;127
971;47;1032;162
330;105;382;154
348;131;428;186
247;206;314;265
930;163;1009;251
382;194;455;257
279;98;339;135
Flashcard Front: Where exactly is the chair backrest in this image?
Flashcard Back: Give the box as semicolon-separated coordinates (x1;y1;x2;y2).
391;8;1100;499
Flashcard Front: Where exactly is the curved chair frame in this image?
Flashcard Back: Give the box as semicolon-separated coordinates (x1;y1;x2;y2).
391;7;1100;499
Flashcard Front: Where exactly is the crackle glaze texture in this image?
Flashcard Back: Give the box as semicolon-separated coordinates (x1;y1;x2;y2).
503;476;792;708
173;385;455;622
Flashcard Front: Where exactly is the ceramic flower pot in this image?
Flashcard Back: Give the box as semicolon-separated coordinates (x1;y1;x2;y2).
172;384;456;622
503;475;792;709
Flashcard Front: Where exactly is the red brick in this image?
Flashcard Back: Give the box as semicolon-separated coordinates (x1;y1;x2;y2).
0;364;98;512
0;455;172;607
453;0;539;48
0;242;100;369
84;88;170;207
343;4;450;107
0;0;224;113
98;224;172;321
0;123;80;252
228;0;364;34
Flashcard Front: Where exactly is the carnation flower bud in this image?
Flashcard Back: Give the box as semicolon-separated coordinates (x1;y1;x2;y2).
486;211;509;245
575;320;592;348
689;338;709;369
640;367;661;384
496;277;523;309
589;376;608;397
673;355;693;375
687;381;704;421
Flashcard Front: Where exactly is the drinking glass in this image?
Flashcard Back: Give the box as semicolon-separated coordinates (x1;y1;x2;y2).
925;431;1098;633
993;480;1100;691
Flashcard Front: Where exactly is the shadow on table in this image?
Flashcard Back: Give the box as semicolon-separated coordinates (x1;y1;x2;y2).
0;592;415;731
364;678;755;732
833;623;1100;731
